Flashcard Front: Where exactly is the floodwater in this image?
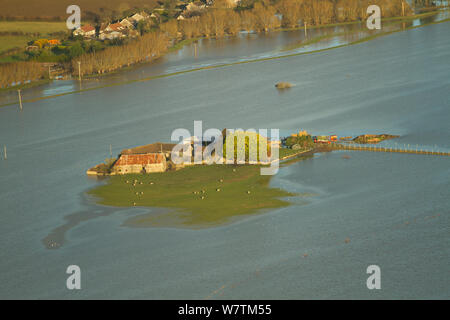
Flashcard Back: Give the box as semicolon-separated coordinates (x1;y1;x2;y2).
0;20;449;299
1;9;449;106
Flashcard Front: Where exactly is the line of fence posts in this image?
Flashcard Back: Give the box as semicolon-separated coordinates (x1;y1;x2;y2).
331;141;450;156
336;141;447;155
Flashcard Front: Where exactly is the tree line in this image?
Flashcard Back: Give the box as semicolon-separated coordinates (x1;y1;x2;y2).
0;0;418;87
72;31;169;76
0;62;46;88
173;0;413;39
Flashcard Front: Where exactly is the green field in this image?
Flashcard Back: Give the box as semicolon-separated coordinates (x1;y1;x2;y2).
0;21;67;34
88;164;297;227
0;21;68;55
0;35;32;55
0;0;158;20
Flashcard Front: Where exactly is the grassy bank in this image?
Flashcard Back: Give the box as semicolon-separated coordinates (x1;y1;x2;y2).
88;164;296;227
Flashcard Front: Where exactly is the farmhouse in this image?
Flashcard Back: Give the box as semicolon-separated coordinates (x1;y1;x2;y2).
112;143;176;174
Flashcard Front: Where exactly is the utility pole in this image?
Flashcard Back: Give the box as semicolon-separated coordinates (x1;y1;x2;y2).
17;89;23;111
304;21;308;38
3;146;6;160
77;61;81;82
402;1;405;17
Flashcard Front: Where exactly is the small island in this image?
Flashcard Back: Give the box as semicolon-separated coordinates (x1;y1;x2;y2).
275;82;293;89
87;130;399;227
352;134;399;144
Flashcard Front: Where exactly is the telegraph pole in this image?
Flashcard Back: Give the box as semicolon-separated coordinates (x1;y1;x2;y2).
304;21;308;38
17;89;23;111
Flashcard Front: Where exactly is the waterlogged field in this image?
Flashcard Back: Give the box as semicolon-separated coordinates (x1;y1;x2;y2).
88;164;296;227
0;18;449;299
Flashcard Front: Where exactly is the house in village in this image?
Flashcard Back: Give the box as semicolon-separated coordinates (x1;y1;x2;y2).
99;31;126;40
112;143;177;174
105;22;125;33
72;11;151;42
99;22;127;40
119;18;134;29
130;12;145;23
73;25;96;38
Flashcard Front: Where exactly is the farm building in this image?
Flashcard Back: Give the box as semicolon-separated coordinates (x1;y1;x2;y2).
112;143;176;174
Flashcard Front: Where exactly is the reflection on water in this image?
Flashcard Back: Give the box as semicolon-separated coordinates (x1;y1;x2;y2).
0;14;449;299
1;11;449;107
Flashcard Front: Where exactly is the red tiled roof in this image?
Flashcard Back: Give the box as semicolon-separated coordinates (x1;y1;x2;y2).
108;23;123;31
81;25;95;32
115;154;165;166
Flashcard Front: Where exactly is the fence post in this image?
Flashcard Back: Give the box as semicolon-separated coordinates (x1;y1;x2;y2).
78;61;82;82
18;89;23;111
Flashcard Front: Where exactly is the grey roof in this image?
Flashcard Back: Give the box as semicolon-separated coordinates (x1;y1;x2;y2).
121;143;176;155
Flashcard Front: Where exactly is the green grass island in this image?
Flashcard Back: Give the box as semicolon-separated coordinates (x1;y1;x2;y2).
87;131;398;227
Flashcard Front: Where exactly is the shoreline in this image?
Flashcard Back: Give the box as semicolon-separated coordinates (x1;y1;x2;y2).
86;147;317;177
85;143;334;229
2;16;448;109
76;10;444;80
1;10;448;103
